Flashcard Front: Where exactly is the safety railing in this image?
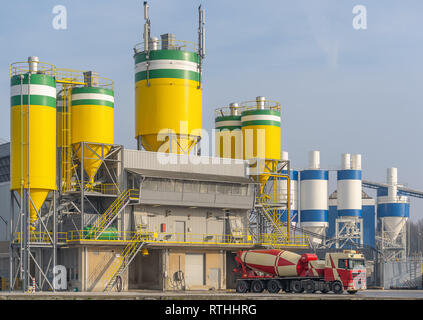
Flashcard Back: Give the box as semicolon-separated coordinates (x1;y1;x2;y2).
103;233;145;291
214;106;243;119
86;189;138;239
259;233;309;247
240;99;281;112
134;39;198;54
55;67;114;90
12;229;308;247
10;61;56;77
12;231;68;244
67;229;254;245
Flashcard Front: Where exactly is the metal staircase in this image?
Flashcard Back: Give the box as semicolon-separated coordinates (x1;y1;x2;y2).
87;189;139;240
103;233;145;292
258;195;289;241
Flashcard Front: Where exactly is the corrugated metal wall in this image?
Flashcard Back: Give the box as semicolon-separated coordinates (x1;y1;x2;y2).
124;149;248;179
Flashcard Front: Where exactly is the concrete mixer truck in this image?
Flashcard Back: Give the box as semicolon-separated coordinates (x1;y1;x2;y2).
233;249;366;294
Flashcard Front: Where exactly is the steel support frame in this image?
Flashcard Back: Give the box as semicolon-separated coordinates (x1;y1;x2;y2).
9;189;57;292
334;217;363;249
379;217;407;262
247;158;292;245
63;142;124;237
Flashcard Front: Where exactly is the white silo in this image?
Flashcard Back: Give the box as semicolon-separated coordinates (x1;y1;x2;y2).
300;151;328;242
335;153;363;248
377;168;409;260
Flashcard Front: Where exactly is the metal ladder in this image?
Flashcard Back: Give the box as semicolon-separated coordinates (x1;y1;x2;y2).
87;189;139;240
103;234;145;292
258;196;289;243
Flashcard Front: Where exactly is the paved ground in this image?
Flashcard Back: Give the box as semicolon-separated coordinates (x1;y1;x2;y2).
1;289;423;300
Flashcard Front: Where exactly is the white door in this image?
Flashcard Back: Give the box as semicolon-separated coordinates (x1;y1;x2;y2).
185;253;204;287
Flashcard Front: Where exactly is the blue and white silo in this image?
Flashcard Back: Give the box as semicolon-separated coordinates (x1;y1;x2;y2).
377;168;409;245
337;153;362;218
335;153;363;247
300;151;328;241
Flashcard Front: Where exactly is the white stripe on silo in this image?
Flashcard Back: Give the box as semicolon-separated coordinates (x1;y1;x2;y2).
135;59;198;73
71;93;115;103
10;84;56;98
337;179;362;210
300;179;328;211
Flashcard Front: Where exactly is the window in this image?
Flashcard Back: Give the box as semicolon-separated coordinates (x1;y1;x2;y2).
184;181;199;193
232;184;241;195
208;183;216;193
200;183;208;193
143;178;158;191
349;259;365;269
161;179;175;192
174;180;183;192
337;259;365;269
338;259;348;269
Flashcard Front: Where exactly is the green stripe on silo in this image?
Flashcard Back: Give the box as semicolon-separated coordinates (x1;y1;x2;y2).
215;116;242;122
10;95;56;108
241;120;281;127
10;74;56;87
241;109;280;117
216;126;242;131
71;99;114;108
135;69;199;83
134;50;199;64
71;87;114;96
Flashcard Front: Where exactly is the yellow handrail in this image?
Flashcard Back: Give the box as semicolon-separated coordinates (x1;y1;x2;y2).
103;233;143;291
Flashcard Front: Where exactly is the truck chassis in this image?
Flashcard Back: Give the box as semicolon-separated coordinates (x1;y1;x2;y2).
235;276;355;295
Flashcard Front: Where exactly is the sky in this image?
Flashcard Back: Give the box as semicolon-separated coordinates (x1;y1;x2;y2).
1;0;423;220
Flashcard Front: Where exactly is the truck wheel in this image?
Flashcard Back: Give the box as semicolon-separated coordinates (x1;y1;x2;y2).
236;280;249;293
304;280;316;293
291;280;304;293
347;290;357;295
267;280;280;294
251;280;265;293
320;282;330;294
282;282;292;293
332;281;344;294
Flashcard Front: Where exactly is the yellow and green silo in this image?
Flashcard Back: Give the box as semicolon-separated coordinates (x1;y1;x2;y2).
241;96;281;193
134;39;202;154
214;103;243;159
71;86;114;184
10;57;57;229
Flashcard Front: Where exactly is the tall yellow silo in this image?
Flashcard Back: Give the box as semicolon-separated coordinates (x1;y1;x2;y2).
10;57;57;229
134;3;205;154
71;86;114;184
214;103;243;159
134;42;202;154
241;96;281;193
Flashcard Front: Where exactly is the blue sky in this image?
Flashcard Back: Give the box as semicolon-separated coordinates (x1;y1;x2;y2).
1;0;423;219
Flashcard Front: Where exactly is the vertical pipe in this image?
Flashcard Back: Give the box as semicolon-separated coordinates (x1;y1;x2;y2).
26;72;32;291
81;142;84;235
9;191;14;291
287;161;291;242
19;74;24;290
351;154;362;170
53;190;56;292
341;153;351;170
308;150;320;169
